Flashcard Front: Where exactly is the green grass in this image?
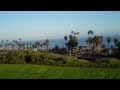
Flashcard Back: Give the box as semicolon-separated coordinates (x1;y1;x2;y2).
0;64;120;79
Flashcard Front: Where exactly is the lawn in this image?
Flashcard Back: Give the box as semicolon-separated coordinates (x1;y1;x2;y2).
0;64;120;79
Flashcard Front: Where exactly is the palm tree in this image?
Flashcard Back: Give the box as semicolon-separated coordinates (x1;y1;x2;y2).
88;38;93;47
88;30;93;38
113;38;118;48
64;35;68;53
87;30;94;55
102;44;105;49
88;37;93;55
43;42;46;50
35;41;40;50
18;38;21;50
6;40;8;50
100;36;103;51
19;38;21;42
88;30;93;34
93;36;101;54
74;32;76;36
6;40;8;42
9;43;12;51
45;39;49;51
71;31;74;35
1;40;4;48
30;42;32;49
77;32;79;35
12;40;15;50
117;41;120;50
32;44;35;49
107;37;111;48
12;44;14;51
76;32;79;40
86;39;89;48
5;44;7;51
1;40;4;43
64;35;67;44
69;34;73;40
27;43;29;50
22;43;25;50
100;36;103;45
40;43;43;51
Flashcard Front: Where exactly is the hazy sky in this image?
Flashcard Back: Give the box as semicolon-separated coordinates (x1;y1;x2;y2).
0;11;120;41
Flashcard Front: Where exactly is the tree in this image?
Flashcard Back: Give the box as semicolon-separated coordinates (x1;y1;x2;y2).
68;35;78;55
12;44;14;51
113;38;118;48
6;40;8;50
77;32;79;35
32;44;35;49
55;45;59;50
93;36;101;54
1;40;4;49
65;32;79;56
69;35;78;50
35;41;40;50
66;42;70;50
86;37;93;55
30;42;32;49
117;42;120;57
6;40;8;42
64;35;67;44
22;43;25;50
5;44;7;51
45;39;49;51
43;42;46;50
74;32;76;36
19;38;21;42
76;32;79;41
40;43;43;51
9;43;12;50
88;30;93;34
18;38;22;50
99;36;103;52
1;40;4;43
117;41;120;49
100;36;103;43
102;44;105;49
12;40;15;50
71;31;74;35
88;30;93;38
86;39;89;49
27;43;29;50
107;37;111;48
64;35;67;49
69;34;73;40
6;40;8;46
88;37;93;49
87;30;94;55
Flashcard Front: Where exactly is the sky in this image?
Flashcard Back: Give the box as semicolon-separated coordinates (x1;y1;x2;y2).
0;11;120;41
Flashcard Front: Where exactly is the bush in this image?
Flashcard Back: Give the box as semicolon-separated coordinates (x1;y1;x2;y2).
0;50;120;68
95;58;120;68
25;54;32;64
77;59;90;67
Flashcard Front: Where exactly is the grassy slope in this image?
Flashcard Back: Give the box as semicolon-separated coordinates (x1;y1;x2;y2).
0;64;120;79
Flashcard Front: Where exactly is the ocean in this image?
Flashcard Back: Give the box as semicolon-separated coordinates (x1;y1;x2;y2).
23;35;120;49
22;38;86;49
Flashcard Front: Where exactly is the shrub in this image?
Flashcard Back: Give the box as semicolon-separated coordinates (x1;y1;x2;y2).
95;58;120;68
25;54;32;64
0;50;120;68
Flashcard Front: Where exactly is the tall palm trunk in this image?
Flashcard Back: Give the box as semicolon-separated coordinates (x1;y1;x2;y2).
108;43;109;48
